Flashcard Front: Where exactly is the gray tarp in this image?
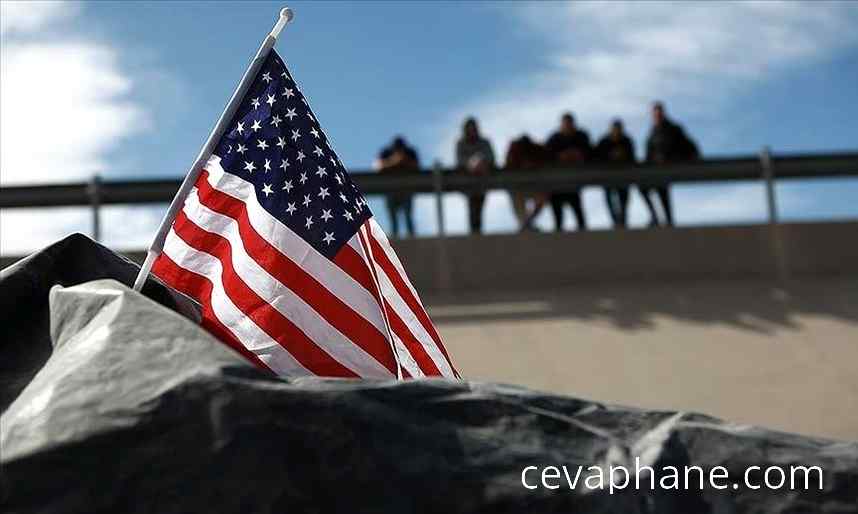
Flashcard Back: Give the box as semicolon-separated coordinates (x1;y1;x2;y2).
1;234;857;513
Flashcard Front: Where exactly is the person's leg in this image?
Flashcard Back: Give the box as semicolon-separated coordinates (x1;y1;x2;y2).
570;190;587;230
550;194;564;231
387;196;400;236
403;196;415;236
468;194;485;234
522;193;547;230
657;186;673;227
618;187;629;228
605;187;619;227
639;186;660;227
512;193;527;229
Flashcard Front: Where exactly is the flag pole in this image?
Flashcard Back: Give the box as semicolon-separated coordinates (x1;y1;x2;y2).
133;7;295;291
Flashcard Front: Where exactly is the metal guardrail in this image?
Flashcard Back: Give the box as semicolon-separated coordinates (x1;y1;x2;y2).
1;150;857;242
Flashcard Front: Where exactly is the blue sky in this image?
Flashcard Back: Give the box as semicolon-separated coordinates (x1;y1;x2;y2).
2;1;857;254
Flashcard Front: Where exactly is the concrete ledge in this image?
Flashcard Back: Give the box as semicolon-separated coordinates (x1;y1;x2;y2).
391;221;858;293
3;221;857;291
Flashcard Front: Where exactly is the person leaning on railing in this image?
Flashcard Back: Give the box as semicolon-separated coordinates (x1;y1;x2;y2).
505;135;551;231
642;101;700;227
376;136;419;237
595;118;635;229
455;117;497;235
545;112;591;231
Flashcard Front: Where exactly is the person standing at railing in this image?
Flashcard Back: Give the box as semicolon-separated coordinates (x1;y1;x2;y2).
455;117;497;235
642;101;700;227
376;136;419;237
505;135;550;231
595;119;635;229
545;112;590;231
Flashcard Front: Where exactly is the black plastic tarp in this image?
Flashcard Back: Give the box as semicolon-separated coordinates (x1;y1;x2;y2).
1;234;856;513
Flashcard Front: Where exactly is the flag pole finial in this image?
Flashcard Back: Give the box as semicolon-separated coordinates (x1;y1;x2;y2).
271;7;294;39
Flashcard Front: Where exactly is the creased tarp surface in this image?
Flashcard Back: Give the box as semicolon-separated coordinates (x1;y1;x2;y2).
1;235;857;513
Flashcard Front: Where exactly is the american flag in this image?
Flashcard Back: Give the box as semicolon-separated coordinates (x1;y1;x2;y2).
152;49;458;380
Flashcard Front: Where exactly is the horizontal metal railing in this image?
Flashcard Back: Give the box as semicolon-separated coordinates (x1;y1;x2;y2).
2;151;857;208
1;150;857;247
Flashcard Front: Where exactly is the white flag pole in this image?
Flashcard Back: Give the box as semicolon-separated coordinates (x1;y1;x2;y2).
133;7;295;291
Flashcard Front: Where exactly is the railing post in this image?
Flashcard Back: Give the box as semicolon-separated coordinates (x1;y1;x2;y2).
760;147;788;281
760;146;778;225
87;174;102;242
432;160;445;237
432;160;451;292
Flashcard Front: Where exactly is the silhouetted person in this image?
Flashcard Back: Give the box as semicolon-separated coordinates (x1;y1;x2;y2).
505;135;550;231
643;102;699;227
456;117;496;234
377;136;418;237
595;119;635;228
545;112;589;231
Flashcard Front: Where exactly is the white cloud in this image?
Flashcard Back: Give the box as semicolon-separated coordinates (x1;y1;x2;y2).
0;1;150;255
426;1;858;233
0;1;76;36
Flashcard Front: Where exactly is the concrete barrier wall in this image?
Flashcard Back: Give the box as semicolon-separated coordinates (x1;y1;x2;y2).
3;221;857;290
390;221;858;293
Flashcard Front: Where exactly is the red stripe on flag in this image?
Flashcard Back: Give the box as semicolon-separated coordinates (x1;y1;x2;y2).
171;211;360;377
366;230;458;375
152;252;273;373
333;244;384;311
194;169;397;374
385;304;442;376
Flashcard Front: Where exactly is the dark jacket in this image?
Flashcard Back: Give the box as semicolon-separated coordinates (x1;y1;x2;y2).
645;119;699;163
595;134;635;164
545;129;592;163
505;136;550;171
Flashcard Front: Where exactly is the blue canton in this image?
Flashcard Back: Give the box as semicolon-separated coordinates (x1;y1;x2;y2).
214;50;371;259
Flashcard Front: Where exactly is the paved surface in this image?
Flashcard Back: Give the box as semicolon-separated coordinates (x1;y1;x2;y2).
427;277;858;441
